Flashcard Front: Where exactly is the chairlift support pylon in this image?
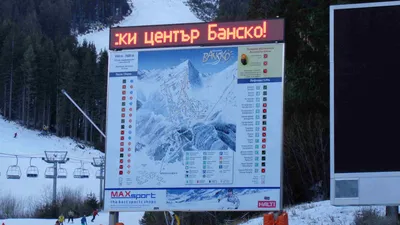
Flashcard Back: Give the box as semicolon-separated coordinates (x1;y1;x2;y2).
41;150;69;206
26;157;39;178
6;155;22;179
73;161;90;179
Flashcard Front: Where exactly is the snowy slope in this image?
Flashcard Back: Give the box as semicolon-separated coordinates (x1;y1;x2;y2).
0;200;395;225
0;116;144;223
239;201;395;225
0;117;103;200
0;117;105;200
77;0;202;53
1;211;143;225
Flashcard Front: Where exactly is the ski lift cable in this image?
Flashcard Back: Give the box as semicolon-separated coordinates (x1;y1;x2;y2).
0;156;92;167
0;152;42;159
0;155;18;158
0;152;92;161
0;155;40;159
0;152;98;166
0;155;41;160
0;152;38;157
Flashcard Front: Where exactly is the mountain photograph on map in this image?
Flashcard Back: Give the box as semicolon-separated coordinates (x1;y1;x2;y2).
166;188;274;210
134;47;238;167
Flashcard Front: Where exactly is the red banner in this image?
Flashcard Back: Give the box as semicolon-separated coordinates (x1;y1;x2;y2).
109;19;284;50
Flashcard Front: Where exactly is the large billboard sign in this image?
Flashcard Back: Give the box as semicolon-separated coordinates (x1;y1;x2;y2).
104;19;285;212
330;1;400;206
110;19;284;49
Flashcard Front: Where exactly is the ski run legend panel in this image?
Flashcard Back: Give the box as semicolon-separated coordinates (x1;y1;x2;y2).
104;43;284;212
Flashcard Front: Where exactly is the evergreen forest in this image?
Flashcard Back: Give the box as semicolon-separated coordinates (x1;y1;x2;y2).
0;0;131;150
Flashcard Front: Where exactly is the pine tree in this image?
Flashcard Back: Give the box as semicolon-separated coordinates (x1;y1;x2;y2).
83;193;99;214
0;30;16;119
56;49;77;136
75;41;95;142
35;37;56;128
247;0;265;19
95;50;108;146
216;0;249;21
20;38;36;126
186;0;219;22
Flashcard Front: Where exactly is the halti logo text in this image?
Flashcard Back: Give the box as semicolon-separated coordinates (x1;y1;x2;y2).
258;200;276;208
111;191;156;200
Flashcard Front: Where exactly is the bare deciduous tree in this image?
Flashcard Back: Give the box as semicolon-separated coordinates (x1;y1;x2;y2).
284;112;329;203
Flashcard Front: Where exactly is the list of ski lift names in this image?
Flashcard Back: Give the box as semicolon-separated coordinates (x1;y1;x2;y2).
184;150;234;185
237;84;268;185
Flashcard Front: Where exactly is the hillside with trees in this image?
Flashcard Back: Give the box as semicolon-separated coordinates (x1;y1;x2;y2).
0;0;130;150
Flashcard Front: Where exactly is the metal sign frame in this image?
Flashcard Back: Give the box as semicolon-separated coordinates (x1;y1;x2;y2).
330;0;400;206
105;19;286;212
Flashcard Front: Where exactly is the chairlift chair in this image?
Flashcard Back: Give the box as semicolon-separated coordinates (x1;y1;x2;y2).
58;164;68;179
95;169;104;179
26;158;39;178
44;166;55;179
6;156;22;179
73;161;90;179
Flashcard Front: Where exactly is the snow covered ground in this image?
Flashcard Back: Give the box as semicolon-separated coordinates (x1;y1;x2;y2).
0;116;103;200
77;0;202;53
0;198;394;225
0;116;144;224
241;201;391;225
0;211;143;225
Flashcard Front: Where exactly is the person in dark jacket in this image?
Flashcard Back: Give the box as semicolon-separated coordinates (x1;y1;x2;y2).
67;209;74;223
91;209;99;222
81;215;87;225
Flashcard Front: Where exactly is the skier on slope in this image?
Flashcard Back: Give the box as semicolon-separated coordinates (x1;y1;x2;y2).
91;209;99;222
58;213;65;225
67;209;75;223
81;215;88;225
217;188;240;209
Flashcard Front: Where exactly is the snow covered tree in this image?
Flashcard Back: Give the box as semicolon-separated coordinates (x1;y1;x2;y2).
185;0;219;21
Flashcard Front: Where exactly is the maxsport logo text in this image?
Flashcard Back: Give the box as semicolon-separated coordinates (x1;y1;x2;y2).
110;191;156;200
